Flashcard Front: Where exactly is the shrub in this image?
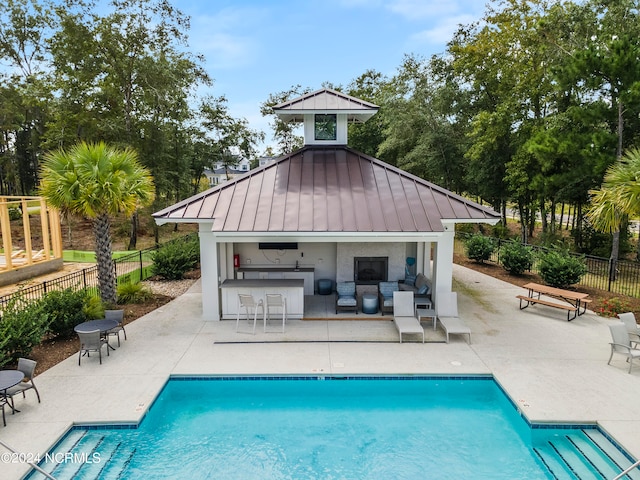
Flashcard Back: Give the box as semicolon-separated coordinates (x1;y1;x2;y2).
464;234;496;263
117;282;153;304
151;235;200;280
83;294;105;320
499;242;534;275
537;248;588;288
8;207;22;221
599;297;631;318
0;293;49;367
39;288;89;338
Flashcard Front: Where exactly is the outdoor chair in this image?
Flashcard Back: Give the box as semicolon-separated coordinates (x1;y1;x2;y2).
264;294;287;333
392;291;424;343
378;281;399;316
4;358;40;404
618;312;640;346
77;329;109;365
236;294;263;334
105;309;126;347
608;323;640;373
0;396;7;426
436;292;471;344
335;281;357;314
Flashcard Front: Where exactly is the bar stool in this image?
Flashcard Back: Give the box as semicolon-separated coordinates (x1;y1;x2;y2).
264;294;286;333
236;294;263;334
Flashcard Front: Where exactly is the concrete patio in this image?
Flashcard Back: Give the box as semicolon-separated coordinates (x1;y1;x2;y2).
1;264;640;479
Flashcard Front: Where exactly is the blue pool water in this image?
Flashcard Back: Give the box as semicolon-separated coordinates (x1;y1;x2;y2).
32;376;639;480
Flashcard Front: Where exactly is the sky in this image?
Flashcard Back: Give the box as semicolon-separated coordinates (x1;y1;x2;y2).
175;0;496;152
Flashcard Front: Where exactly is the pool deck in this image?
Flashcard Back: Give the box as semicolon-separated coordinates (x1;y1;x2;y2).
2;264;640;479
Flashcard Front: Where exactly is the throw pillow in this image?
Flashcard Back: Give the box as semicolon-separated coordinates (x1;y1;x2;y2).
404;274;417;286
417;284;429;295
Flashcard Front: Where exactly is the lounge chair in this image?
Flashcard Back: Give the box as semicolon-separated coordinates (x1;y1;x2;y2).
608;323;640;373
105;309;126;346
336;281;357;314
436;292;471;344
4;358;40;404
264;294;286;332
77;329;109;365
236;294;263;334
392;291;424;343
618;312;640;345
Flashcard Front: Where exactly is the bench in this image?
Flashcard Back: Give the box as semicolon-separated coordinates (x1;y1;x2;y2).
438;316;471;344
516;295;578;321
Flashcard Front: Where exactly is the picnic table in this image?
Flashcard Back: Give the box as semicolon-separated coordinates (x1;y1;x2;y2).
516;282;590;321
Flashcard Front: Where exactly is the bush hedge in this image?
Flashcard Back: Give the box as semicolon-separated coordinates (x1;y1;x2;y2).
538;248;588;288
499;242;534;275
464;234;496;263
151;235;200;280
0;294;49;367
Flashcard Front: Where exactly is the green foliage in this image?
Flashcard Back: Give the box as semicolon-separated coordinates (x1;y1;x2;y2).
83;295;105;320
491;223;513;240
464;234;496;263
0;294;49;367
151;235;200;280
499;242;534;275
39;288;89;339
537;248;588;288
599;298;630;318
117;282;153;304
8;207;22;221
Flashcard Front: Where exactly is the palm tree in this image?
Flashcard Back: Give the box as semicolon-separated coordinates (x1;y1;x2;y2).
587;147;640;277
40;141;155;305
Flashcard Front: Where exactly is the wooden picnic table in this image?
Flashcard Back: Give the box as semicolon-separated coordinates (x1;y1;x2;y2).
516;282;590;321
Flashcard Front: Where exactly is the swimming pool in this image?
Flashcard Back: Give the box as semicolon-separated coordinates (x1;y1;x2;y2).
30;376;640;479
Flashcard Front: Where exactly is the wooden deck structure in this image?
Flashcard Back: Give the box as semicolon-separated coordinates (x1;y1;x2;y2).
0;196;63;281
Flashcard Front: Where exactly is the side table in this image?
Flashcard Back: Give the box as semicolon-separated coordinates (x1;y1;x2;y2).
362;294;379;314
416;308;437;330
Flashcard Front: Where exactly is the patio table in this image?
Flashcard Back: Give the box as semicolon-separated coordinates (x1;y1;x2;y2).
74;319;119;350
0;370;26;414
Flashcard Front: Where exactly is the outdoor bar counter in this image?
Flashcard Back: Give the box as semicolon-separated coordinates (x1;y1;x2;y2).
220;279;304;320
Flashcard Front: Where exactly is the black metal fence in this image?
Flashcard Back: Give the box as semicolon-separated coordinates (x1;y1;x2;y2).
0;246;158;310
455;232;640;298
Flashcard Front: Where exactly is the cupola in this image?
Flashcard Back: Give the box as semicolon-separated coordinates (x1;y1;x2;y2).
273;88;379;146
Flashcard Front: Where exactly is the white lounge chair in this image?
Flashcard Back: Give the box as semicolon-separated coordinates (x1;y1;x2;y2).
436;292;471;344
618;312;640;346
608;323;640;373
392;291;424;343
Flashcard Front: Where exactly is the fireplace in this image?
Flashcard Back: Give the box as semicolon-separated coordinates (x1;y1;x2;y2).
354;257;388;285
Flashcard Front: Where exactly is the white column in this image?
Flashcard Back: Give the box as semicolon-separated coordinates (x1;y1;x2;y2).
199;224;220;320
433;224;455;305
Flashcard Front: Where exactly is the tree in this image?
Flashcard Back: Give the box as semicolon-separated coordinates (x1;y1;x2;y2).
260;85;309;155
587;147;640;247
39;141;154;304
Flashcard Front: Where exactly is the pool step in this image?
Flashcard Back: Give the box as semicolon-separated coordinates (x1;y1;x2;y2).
534;429;640;480
26;430;135;480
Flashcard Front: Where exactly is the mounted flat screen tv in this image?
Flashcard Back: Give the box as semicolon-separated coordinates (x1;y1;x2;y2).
258;243;298;250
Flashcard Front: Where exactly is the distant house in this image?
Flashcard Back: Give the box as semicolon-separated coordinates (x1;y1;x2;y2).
155;88;500;320
203;157;251;187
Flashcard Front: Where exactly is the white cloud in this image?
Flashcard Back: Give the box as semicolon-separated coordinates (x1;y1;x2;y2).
408;13;476;46
187;7;269;70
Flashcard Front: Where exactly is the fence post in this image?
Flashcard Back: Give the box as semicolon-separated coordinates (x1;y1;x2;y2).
139;250;143;282
608;259;615;292
83;269;87;290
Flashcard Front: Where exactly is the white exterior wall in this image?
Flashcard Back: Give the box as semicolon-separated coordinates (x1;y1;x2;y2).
199;224;219;320
303;113;348;145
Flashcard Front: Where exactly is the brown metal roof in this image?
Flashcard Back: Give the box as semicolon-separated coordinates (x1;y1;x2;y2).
153;146;500;233
273;88;379;123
